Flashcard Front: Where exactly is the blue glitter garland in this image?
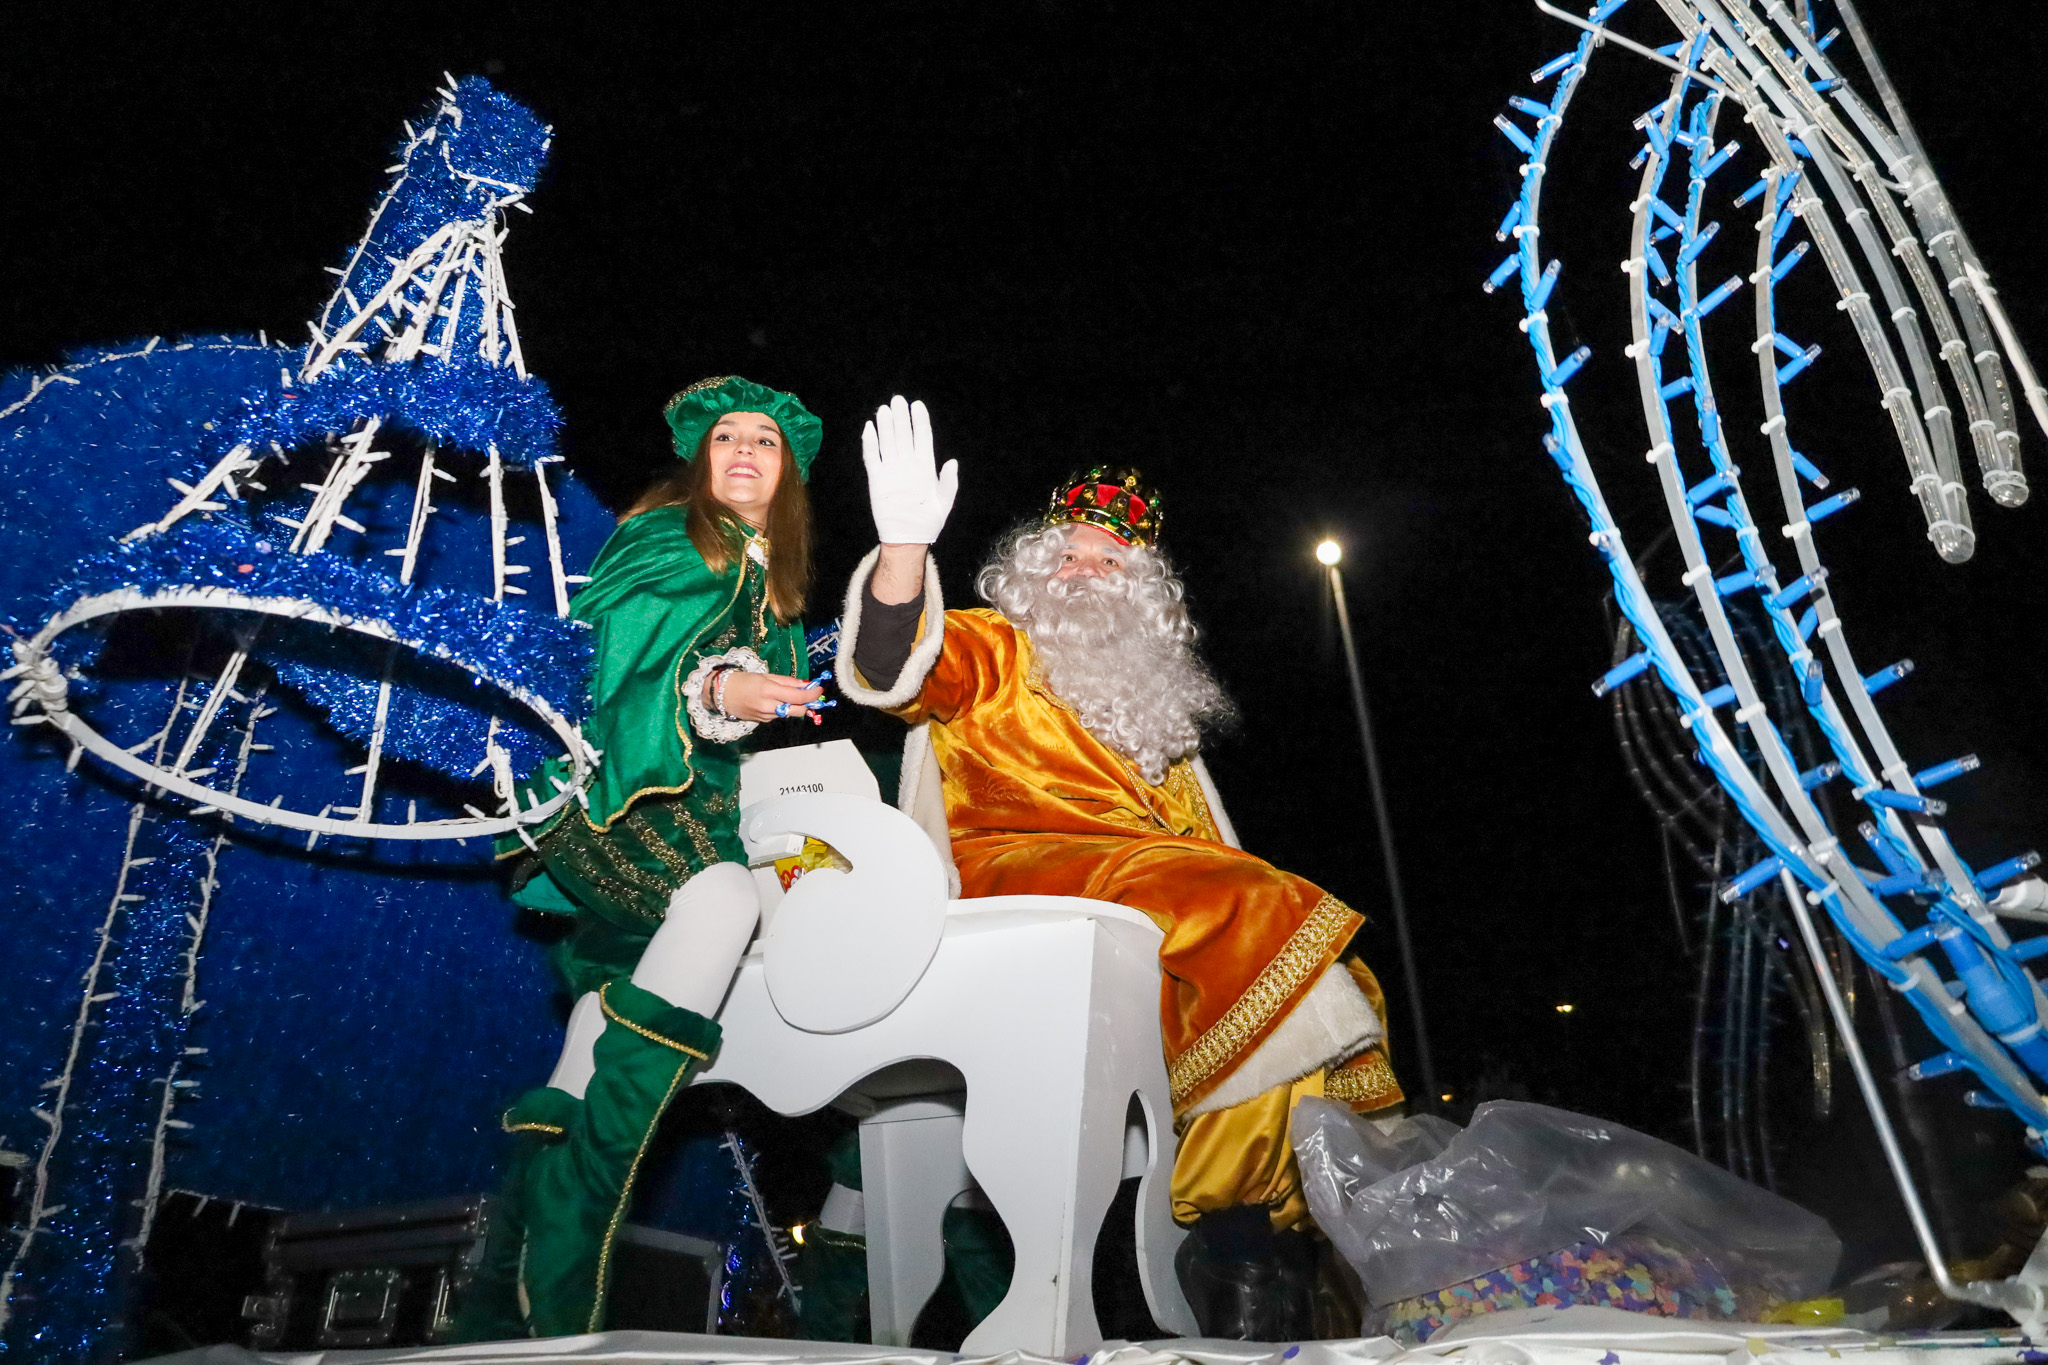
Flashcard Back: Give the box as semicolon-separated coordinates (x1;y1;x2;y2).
312;78;549;336
40;520;593;731
7;711;248;1359
0;76;612;1360
1;336;563;624
299;78;550;401
229;347;562;472
0;340;283;623
268;655;563;779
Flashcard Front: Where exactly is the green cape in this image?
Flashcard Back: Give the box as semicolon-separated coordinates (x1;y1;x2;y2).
538;505;806;835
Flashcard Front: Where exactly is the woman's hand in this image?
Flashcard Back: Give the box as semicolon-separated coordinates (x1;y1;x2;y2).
863;395;958;547
716;670;828;723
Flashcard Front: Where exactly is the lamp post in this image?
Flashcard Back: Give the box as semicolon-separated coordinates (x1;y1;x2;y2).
1316;539;1440;1110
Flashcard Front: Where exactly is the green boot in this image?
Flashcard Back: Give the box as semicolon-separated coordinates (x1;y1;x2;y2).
460;982;721;1339
451;1089;580;1342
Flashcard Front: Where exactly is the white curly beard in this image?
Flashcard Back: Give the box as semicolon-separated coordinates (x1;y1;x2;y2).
977;525;1236;785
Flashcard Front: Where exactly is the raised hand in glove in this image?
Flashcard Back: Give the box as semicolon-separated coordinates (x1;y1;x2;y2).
863;395;958;547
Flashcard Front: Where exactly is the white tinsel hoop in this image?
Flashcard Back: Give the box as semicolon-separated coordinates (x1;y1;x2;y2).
8;584;595;843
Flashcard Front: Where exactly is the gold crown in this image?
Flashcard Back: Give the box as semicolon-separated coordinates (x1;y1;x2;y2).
1045;465;1163;547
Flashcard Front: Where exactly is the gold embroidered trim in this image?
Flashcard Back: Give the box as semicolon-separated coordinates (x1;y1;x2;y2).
1166;763;1220;843
590;823;673;895
576;778;697;835
533;791;745;924
624;810;693;879
502;1120;566;1137
543;819;667;923
597;982;710;1061
1167;893;1357;1105
1325;1048;1404;1109
590;1061;692;1330
673;805;719;867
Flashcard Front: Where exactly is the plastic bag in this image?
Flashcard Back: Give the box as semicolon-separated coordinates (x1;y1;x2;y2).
1324;1108;1463;1183
1291;1097;1840;1308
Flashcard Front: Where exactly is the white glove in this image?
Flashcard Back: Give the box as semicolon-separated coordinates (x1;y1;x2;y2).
862;395;959;545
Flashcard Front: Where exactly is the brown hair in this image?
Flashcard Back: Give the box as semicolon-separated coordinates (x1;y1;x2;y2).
626;423;813;623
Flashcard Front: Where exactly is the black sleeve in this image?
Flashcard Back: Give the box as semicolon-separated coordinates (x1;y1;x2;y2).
851;579;926;692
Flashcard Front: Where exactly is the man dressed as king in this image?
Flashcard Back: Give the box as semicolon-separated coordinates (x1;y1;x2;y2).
834;397;1404;1339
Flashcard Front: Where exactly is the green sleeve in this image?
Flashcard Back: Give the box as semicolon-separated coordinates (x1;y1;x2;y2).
564;508;750;830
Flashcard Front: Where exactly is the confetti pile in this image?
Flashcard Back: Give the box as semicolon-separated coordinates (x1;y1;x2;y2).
1372;1236;1745;1344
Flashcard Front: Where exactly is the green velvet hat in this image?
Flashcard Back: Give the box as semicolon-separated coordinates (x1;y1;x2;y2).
662;375;823;481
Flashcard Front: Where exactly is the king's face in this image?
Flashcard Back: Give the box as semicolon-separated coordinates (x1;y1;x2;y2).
1051;523;1129;581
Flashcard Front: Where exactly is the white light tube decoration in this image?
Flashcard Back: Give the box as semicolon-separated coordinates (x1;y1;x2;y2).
1505;0;2048;1326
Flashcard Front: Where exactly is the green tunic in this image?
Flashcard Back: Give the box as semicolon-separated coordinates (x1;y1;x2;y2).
460;505;806;1342
501;503;807;936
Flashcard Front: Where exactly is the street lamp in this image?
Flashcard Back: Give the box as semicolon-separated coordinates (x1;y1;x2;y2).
1317;538;1439;1110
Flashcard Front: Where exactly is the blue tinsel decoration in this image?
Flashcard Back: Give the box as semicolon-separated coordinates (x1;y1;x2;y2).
226;349;563;473
805;620;840;674
296;77;552;415
0;340;283;624
0;336;565;616
311;77;550;333
4;710;254;1362
0;76;613;1360
42;519;593;728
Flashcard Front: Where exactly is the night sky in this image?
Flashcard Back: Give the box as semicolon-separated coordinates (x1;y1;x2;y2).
6;2;2048;1239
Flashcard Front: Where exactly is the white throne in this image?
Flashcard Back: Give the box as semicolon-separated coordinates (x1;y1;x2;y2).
690;735;1207;1354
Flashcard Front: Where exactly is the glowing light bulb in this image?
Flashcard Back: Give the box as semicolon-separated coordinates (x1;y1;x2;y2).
1555;1002;1575;1014
1315;540;1343;566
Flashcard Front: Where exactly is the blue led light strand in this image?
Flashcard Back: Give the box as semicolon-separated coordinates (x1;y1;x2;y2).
1511;0;2048;1326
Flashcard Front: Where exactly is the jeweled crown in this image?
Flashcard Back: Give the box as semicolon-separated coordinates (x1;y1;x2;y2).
1045;465;1163;547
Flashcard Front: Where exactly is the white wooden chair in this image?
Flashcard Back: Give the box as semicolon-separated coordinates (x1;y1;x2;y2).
689;736;1208;1353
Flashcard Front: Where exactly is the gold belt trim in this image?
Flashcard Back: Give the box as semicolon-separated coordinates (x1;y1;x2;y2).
598;982;710;1061
1167;892;1356;1105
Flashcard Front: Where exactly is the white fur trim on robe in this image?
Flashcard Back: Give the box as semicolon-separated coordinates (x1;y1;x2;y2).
833;546;946;710
899;723;961;898
1183;963;1383;1117
1189;755;1240;850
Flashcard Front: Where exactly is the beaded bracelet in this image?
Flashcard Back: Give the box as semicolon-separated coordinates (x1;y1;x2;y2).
712;663;740;720
683;648;768;743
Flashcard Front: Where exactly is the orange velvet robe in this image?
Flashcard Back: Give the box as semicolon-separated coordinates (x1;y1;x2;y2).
889;607;1377;1116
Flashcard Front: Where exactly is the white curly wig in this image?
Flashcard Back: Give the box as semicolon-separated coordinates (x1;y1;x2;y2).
976;523;1236;784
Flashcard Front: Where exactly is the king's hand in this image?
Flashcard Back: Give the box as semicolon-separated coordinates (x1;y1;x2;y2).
862;395;958;548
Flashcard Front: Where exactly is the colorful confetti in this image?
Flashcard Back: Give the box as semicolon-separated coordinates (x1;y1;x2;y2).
1370;1236;1745;1344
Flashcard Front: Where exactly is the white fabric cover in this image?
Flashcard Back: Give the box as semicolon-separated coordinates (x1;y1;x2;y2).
159;1302;1926;1363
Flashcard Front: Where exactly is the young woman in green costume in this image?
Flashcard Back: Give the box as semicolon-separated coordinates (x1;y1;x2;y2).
458;376;830;1340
